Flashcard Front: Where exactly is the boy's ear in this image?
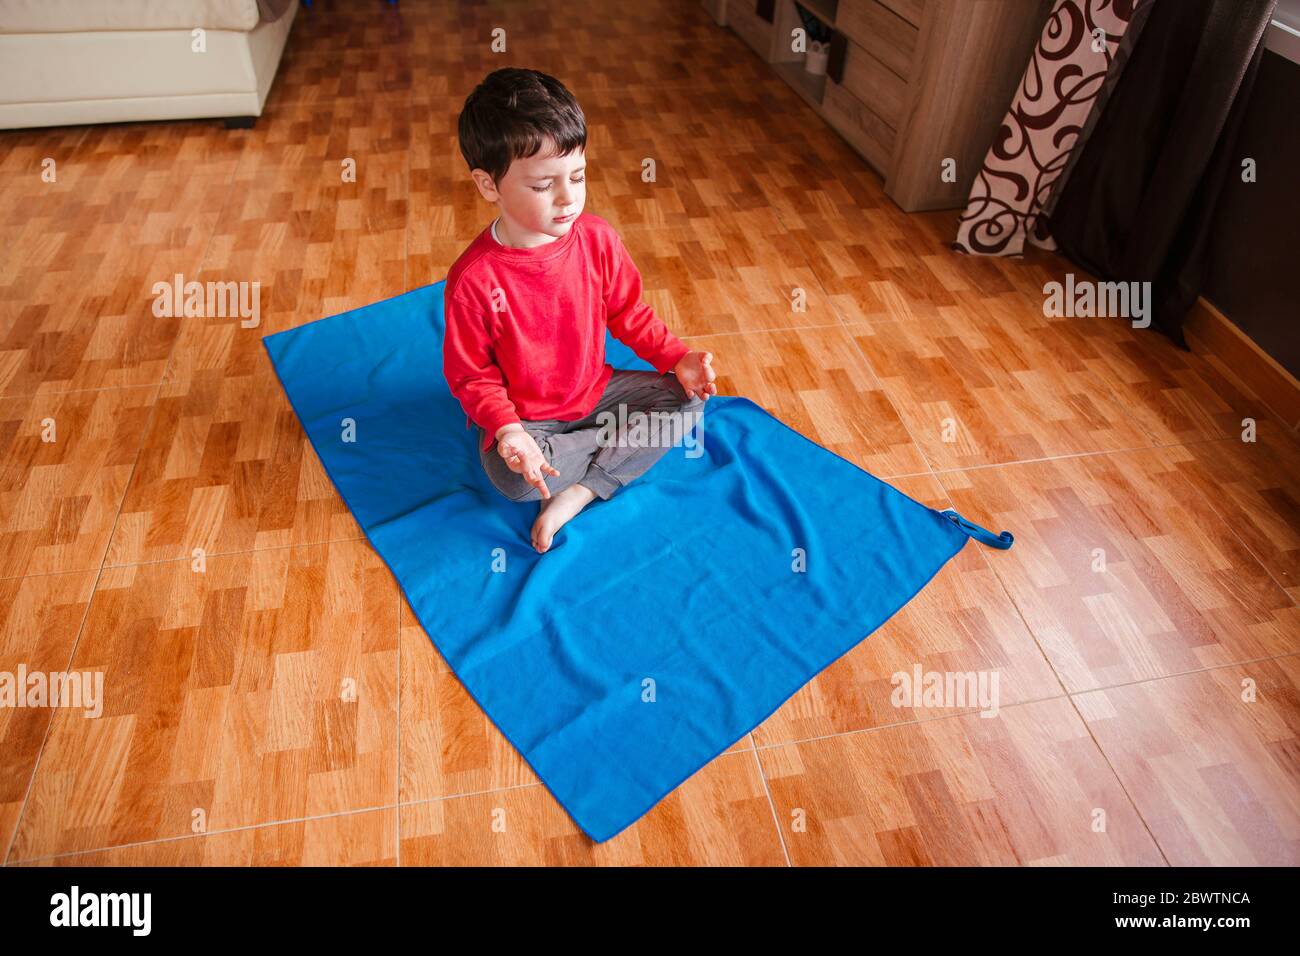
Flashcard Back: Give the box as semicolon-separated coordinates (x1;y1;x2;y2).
470;168;501;202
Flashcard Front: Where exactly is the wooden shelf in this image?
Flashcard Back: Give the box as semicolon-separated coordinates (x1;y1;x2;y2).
795;0;839;27
771;59;828;108
714;0;1051;211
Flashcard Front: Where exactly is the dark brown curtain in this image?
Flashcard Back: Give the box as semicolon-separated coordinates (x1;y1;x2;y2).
1046;0;1277;346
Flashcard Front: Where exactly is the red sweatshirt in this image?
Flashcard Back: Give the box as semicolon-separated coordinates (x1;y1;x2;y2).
442;211;692;453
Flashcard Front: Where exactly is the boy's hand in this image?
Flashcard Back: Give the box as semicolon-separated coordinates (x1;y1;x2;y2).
496;426;560;499
673;350;718;401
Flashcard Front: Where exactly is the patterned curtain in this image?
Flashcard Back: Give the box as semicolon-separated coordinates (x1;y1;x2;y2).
953;0;1148;257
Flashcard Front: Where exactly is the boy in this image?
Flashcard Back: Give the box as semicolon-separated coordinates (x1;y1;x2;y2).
444;68;718;553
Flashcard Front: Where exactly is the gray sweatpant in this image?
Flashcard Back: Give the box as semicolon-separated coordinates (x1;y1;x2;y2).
479;369;705;502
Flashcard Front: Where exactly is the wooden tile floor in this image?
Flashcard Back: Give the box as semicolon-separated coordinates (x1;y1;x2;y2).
2;0;1297;866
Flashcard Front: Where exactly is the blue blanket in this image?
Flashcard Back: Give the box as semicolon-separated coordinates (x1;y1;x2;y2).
263;282;1013;842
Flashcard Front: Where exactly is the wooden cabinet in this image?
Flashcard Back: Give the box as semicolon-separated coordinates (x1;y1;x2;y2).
711;0;1050;211
726;0;776;58
837;0;917;77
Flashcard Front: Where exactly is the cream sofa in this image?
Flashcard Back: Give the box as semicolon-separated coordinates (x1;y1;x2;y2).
0;0;298;130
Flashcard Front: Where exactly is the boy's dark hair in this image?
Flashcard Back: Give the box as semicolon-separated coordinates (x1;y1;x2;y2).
457;68;587;187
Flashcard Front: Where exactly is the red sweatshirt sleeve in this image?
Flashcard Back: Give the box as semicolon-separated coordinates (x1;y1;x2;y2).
442;290;520;452
604;233;692;375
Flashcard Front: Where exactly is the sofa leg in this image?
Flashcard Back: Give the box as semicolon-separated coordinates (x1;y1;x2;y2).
223;116;257;130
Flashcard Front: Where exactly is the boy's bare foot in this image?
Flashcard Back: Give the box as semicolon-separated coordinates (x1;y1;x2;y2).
531;482;597;552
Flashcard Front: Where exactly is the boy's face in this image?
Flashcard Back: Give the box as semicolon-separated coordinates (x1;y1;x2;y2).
473;139;586;243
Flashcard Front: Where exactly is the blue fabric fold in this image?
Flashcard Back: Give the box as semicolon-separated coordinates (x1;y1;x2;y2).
263;281;1014;842
939;509;1015;549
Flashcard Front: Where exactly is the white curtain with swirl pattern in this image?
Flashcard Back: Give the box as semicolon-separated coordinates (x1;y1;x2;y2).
953;0;1148;256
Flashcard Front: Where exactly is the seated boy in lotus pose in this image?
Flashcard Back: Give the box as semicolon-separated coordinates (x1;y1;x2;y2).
443;68;717;553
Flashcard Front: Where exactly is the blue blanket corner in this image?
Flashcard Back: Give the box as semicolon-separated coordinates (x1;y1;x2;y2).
263;281;1012;842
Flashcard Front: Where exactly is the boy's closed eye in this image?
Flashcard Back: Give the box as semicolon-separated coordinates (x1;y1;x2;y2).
530;175;585;193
